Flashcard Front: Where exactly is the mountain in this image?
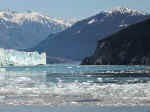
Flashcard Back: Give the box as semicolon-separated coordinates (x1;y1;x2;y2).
32;7;150;62
0;9;71;49
81;18;150;65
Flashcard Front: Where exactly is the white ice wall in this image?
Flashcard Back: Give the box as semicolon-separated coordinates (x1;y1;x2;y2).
0;48;46;66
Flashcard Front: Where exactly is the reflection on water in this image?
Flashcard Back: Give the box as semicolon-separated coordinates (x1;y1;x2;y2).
0;65;150;106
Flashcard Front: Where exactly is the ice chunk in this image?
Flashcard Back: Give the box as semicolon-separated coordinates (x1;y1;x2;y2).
0;48;46;66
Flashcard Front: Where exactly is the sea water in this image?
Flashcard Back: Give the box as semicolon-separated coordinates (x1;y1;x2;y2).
0;64;150;112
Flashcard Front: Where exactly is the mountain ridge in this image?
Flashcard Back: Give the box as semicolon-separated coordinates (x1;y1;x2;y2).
0;9;71;49
0;9;72;26
31;7;150;63
103;7;147;15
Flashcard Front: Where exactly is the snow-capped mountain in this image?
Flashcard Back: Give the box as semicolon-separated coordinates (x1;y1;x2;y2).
0;9;71;49
31;7;150;62
87;7;148;27
104;7;147;15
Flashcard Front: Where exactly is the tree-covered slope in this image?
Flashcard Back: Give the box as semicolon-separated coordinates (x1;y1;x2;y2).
81;19;150;65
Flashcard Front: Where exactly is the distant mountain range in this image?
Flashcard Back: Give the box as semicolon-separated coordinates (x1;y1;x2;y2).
0;9;71;49
31;7;150;63
81;18;150;65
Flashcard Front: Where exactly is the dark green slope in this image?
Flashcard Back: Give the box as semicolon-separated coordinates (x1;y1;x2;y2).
81;19;150;65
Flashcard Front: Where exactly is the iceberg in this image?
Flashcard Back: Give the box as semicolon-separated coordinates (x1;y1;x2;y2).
0;48;46;66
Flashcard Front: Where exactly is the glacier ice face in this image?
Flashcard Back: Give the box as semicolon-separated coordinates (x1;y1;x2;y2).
0;48;46;66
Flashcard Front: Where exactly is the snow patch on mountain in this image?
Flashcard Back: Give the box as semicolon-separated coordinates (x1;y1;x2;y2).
104;6;147;16
87;7;148;25
0;9;72;26
119;24;129;28
88;19;96;24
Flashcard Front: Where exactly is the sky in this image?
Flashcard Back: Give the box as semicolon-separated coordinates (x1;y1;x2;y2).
0;0;150;19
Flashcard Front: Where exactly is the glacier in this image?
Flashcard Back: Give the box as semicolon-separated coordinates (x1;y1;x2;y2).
0;48;46;66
